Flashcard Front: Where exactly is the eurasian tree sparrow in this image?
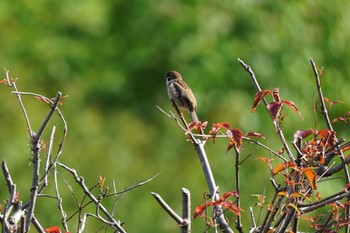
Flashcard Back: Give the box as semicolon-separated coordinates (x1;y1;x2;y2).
165;71;199;122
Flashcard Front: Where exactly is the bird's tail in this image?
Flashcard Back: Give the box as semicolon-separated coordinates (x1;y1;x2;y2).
190;111;199;122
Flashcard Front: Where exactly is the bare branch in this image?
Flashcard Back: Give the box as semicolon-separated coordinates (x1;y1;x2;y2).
181;188;191;233
309;58;332;130
58;162;127;233
151;192;183;225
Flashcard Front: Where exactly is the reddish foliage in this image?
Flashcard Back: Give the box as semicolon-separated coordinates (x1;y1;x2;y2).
251;89;274;112
301;168;317;190
252;88;303;123
209;122;231;143
44;226;61;233
256;157;270;164
226;128;243;152
324;97;343;108
209;123;245;152
245;132;265;139
332;111;350;125
188;121;208;132
193;190;241;220
272;162;297;175
44;226;69;233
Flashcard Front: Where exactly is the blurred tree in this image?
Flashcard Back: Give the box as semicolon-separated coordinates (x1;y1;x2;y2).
0;1;350;232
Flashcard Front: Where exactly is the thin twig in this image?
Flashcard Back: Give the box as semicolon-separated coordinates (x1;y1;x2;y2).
53;159;69;231
234;146;243;233
309;58;332;130
58;162;127;233
5;71;33;137
106;173;159;197
238;58;295;162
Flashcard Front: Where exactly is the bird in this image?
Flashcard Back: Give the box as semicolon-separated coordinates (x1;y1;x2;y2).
165;70;199;122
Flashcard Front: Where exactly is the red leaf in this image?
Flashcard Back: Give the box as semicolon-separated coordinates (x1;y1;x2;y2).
222;201;241;216
342;146;350;153
45;226;61;233
251;90;272;112
293;130;315;143
212;122;231;130
245;132;265;139
193;203;208;219
324;97;343;108
317;129;336;148
36;96;50;104
282;100;303;120
209;122;232;143
226;128;243;152
267;102;283;120
332;111;350;124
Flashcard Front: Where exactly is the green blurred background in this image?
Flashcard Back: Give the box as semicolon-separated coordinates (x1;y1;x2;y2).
0;1;350;232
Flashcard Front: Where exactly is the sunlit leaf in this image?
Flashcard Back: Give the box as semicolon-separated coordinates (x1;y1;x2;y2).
99;176;106;191
193;203;208;219
226;128;243;152
277;191;288;197
287;203;300;214
256;157;270;164
44;226;61;233
290;193;312;202
302;168;317;190
222;201;241;216
272;162;297;175
252;194;266;207
317;129;336;148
